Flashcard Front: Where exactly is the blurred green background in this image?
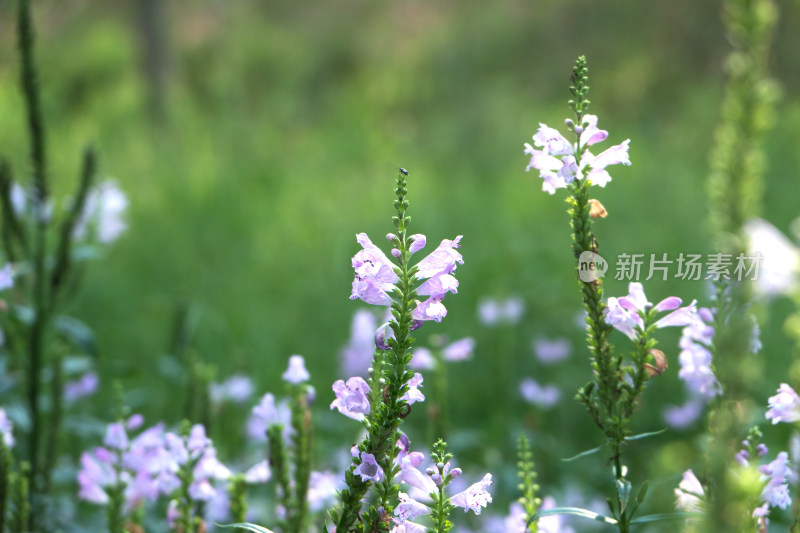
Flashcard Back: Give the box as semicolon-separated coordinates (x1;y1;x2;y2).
1;0;800;528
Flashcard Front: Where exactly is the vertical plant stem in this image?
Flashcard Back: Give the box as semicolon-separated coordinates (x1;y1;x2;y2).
17;0;49;503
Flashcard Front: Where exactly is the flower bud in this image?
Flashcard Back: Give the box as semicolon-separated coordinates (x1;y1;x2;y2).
449;467;462;479
588;199;607;219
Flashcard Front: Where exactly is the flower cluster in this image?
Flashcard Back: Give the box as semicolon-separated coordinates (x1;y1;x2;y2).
765;383;800;424
350;233;463;323
524;115;630;194
677;307;721;400
330;372;425;421
604;282;697;341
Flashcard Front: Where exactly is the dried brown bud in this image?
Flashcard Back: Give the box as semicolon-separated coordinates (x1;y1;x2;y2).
644;348;668;377
588;199;608;219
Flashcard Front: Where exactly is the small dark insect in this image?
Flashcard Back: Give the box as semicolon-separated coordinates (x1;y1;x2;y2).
399;167;408;175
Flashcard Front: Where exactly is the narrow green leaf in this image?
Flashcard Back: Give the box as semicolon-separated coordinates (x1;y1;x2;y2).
561;444;602;462
625;428;667;441
528;506;618;526
630;511;704;524
53;315;97;356
216;523;277;533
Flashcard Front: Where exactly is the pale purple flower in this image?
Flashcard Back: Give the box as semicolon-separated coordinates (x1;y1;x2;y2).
340;309;378;377
674;469;704;512
398;461;437;495
677;308;721;399
499;502;527;533
766;384;800;424
0;408;14;448
282;355;310;384
449;473;493;514
77;449;115;504
744;218;800;297
401;373;425;405
63;371;100;402
533;337;571;364
247;393;292;441
411;297;448;322
395;492;431;523
0;264;13;291
524;115;630;194
307;470;342;512
662;399;704;430
208;374;254;405
353;452;384;482
604;283;696;340
74;181;128;244
410;347;435;370
351;233;400;306
330;377;371;421
244;460;271;483
443;338;475;362
537;496;576;533
477;296;524;326
759;452;792;509
391;522;428;533
104;422;129;451
519;378;560;408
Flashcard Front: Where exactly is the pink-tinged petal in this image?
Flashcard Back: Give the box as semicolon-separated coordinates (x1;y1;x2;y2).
586;168;612;187
414;237;463;279
654;296;682;312
626;283;650;312
580;115;609;146
524;146;563;173
398;464;437;494
449;473;493;515
532;125;574;156
557;155;580;183
655;301;698;329
351;278;394;306
411;298;447;322
394;492;431;523
589;139;631;170
408;234;426;254
417;273;458;297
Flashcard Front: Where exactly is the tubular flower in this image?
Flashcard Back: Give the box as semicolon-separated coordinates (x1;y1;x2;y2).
350;233;463;325
604;282;697;341
524;114;630;194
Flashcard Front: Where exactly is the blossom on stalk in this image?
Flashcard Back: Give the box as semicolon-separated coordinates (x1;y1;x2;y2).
74;180;128;244
350;233;463;324
677;307;721;400
64;371;100;402
524;115;630;194
674;469;704;512
0;407;14;448
340;309;378;377
759;452;792;509
282;355;310;384
533;336;571;364
352;452;384;483
247;393;291;441
766;384;800;424
208;374;254;406
477;295;524;326
330;376;371;421
604;282;697;341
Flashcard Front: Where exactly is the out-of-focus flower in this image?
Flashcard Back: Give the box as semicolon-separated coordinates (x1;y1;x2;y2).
533;337;571;364
0;264;13;292
674;470;704;512
247;393;291;441
662;399;704;430
282;355;310;384
443;338;475;362
537;496;576;533
74;181;128;244
0;408;14;448
64;371;99;402
759;452;792;509
209;374;254;406
410;347;435;370
330;377;371;421
766;384;800;424
477;296;524;326
744;218;800;297
340;310;378;378
524;115;630;194
519;378;560;409
677;308;721;400
243;460;271;483
307;470;342;512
